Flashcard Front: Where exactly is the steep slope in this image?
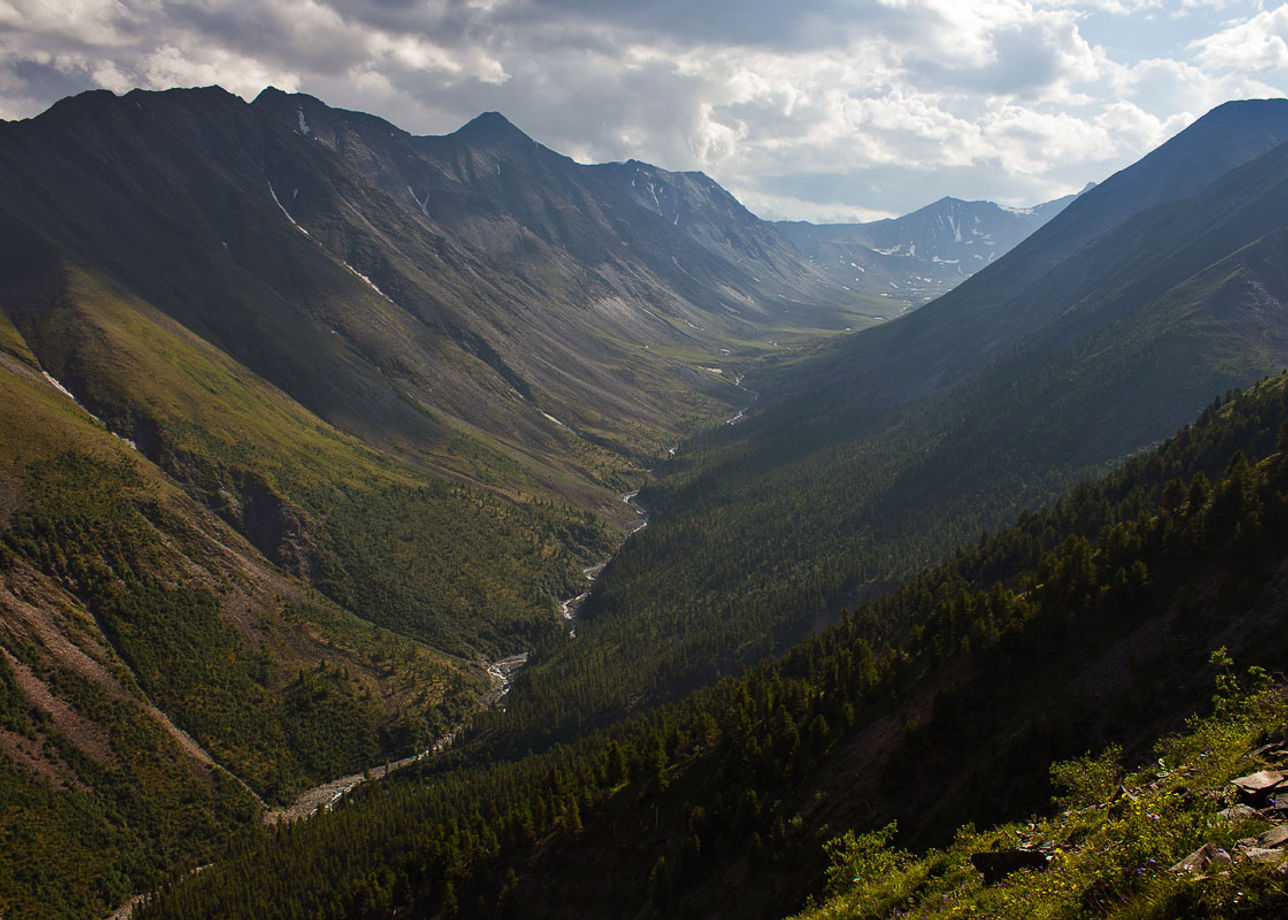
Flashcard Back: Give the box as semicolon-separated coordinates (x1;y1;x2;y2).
491;98;1288;745
792;98;1288;403
132;366;1288;920
777;192;1078;308
0;303;503;919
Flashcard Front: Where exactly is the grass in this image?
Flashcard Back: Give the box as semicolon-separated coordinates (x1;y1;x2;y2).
794;665;1288;920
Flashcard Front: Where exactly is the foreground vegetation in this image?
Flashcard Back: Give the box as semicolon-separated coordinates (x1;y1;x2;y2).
799;668;1288;920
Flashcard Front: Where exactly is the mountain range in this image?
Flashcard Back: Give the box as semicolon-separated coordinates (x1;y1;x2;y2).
4;86;1288;920
777;190;1080;308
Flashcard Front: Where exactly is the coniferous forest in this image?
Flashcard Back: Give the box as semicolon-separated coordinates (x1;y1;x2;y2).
133;372;1288;919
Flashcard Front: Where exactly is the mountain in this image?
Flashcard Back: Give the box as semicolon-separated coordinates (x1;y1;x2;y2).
776;191;1078;308
0;83;1060;918
796;97;1288;404
488;97;1288;748
0;84;867;918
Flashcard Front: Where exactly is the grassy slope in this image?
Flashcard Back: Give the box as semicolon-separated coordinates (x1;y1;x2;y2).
794;677;1288;920
14;261;614;654
0;265;612;917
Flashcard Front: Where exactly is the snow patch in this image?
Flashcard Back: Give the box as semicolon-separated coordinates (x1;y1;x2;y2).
541;411;569;429
342;263;394;303
268;183;309;235
408;186;430;216
41;371;79;404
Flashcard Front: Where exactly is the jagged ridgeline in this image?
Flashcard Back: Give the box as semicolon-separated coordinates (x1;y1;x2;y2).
135;367;1288;920
492;99;1288;747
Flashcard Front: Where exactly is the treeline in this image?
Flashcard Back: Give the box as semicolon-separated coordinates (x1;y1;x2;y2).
137;372;1288;920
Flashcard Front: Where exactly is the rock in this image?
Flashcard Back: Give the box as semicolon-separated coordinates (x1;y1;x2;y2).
969;849;1050;883
1243;847;1288;866
1231;770;1287;805
1256;824;1288;849
1170;843;1231;874
1218;804;1259;824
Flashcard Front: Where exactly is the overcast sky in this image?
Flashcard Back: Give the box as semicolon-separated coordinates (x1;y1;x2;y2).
2;0;1286;221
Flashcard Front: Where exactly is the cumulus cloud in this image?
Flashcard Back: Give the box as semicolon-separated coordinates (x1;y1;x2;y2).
0;0;1285;218
1193;5;1288;71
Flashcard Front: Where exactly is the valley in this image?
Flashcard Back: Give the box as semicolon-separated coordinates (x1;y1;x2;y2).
4;86;1288;920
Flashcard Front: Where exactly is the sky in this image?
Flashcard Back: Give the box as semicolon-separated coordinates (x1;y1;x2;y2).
2;1;1287;222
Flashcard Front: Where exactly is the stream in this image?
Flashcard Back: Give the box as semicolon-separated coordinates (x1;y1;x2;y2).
108;388;744;916
262;491;650;831
557;491;649;636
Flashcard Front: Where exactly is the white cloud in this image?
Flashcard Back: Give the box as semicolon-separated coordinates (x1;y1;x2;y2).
1192;4;1288;71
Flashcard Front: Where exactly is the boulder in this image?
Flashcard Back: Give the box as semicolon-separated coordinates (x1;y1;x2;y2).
1231;770;1287;805
1256;824;1288;849
1170;843;1231;874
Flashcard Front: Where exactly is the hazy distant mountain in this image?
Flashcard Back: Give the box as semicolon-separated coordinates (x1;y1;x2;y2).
776;191;1080;307
791;98;1288;406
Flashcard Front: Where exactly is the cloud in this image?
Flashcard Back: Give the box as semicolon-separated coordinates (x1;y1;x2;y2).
1192;4;1288;71
0;0;1285;219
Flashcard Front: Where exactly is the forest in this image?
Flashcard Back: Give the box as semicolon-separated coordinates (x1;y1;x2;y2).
130;371;1288;920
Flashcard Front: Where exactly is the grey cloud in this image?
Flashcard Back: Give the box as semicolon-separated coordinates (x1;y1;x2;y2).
903;21;1071;96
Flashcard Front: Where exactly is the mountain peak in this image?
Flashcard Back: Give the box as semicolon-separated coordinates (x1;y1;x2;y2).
454;111;532;146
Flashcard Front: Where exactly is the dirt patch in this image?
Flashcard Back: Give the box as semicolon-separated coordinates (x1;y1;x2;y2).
0;566;132;700
0;727;84;790
1;647;116;767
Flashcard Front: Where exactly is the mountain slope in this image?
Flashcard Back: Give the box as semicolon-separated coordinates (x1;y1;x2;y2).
790;98;1288;404
489;97;1288;745
0;306;501;918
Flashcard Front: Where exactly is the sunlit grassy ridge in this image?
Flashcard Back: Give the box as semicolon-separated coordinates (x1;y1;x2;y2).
17;264;615;653
0;262;606;918
796;670;1288;920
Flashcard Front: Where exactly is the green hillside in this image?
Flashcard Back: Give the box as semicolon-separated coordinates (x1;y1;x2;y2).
0;257;605;917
